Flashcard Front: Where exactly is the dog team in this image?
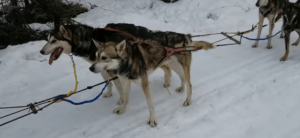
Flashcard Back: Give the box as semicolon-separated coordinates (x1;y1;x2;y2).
39;0;300;127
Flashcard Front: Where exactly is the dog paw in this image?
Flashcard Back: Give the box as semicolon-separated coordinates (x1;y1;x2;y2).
176;86;184;93
292;42;299;46
113;107;125;114
103;92;112;98
118;98;124;105
280;57;287;61
252;44;257;48
183;100;192;106
148;116;158;127
266;45;272;49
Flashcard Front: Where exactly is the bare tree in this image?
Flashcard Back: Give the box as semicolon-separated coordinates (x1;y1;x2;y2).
10;0;17;6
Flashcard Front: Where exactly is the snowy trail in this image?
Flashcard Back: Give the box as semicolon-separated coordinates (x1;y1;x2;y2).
1;0;300;138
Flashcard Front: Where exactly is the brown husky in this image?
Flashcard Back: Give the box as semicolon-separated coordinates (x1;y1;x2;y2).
89;38;215;127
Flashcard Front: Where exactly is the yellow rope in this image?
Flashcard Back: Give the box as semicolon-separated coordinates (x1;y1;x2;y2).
235;17;264;35
66;64;78;97
255;16;265;28
51;55;78;103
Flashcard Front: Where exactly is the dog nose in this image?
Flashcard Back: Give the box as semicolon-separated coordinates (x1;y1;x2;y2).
89;66;95;72
40;50;45;55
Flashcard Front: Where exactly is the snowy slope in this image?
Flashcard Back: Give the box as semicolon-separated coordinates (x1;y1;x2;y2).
1;0;300;138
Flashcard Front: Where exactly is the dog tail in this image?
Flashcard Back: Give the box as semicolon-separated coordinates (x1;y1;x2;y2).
193;41;216;50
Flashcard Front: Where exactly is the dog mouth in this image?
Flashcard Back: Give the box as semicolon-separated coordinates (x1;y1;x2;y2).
49;47;63;65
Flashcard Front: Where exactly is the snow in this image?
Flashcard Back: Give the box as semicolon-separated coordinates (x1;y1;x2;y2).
28;23;52;31
1;0;300;137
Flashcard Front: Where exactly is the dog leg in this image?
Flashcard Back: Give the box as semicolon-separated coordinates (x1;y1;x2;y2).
100;71;113;97
274;12;284;38
141;75;157;127
107;71;124;105
280;22;285;38
252;13;265;48
266;15;275;49
292;31;300;46
281;31;291;61
183;59;192;106
160;65;171;88
280;27;285;38
113;77;130;114
169;61;185;93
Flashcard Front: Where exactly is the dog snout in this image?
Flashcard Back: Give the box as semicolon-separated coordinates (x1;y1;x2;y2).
40;50;45;55
89;66;95;72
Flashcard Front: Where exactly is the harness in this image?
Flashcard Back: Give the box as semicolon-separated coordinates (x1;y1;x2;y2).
104;27;202;66
104;27;138;41
159;46;202;65
72;27;138;57
260;7;272;17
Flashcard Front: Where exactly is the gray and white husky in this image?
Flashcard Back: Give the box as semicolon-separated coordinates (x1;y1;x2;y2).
252;0;285;49
89;38;215;127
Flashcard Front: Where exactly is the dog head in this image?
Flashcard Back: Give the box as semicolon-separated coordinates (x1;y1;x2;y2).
255;0;269;7
282;2;300;26
89;39;128;73
40;25;72;65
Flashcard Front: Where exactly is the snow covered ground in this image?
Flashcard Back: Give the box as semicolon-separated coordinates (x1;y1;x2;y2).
1;0;300;137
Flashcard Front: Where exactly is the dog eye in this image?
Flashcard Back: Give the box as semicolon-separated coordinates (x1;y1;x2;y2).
101;56;107;60
51;40;57;44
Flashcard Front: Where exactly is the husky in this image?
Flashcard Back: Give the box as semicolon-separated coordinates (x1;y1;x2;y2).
89;38;215;127
252;0;285;49
39;24;125;104
39;23;192;104
280;1;300;61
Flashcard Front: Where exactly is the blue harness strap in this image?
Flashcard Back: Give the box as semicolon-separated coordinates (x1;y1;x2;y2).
54;82;109;105
240;30;281;41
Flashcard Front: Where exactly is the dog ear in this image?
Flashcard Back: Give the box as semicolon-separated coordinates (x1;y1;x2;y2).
255;0;259;7
116;40;127;58
59;25;72;41
92;39;104;49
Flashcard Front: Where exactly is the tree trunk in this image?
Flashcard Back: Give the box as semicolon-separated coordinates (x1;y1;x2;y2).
10;0;18;6
24;0;30;8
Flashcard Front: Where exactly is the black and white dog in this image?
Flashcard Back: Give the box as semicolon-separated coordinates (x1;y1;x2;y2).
280;1;300;61
40;24;126;104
